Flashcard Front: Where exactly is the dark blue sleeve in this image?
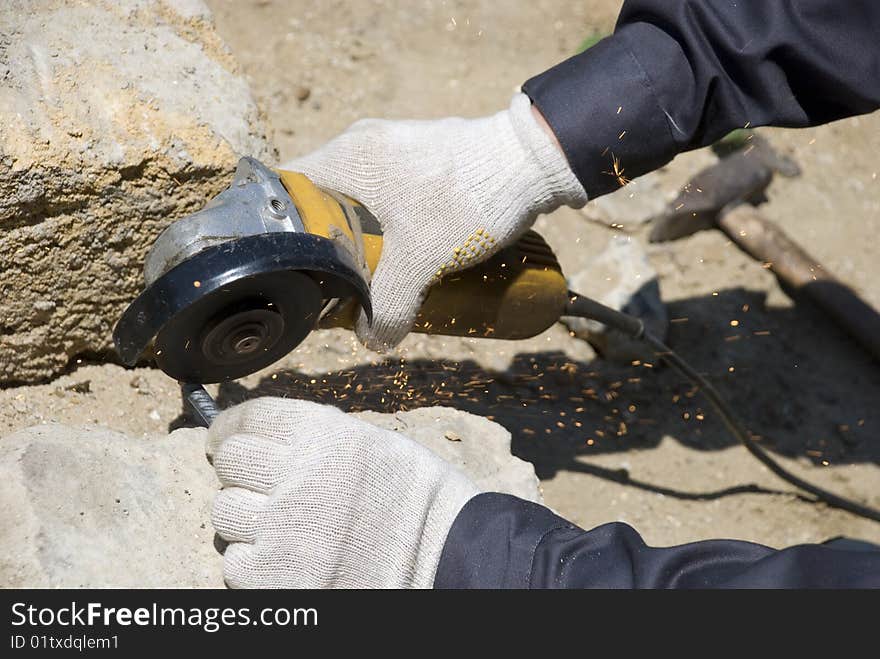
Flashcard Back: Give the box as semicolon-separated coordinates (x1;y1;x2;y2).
522;0;880;198
434;493;880;588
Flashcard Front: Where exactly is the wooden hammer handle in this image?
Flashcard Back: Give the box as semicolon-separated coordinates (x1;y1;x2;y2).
718;206;880;362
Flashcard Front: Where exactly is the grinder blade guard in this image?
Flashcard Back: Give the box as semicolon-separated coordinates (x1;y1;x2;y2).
113;157;372;384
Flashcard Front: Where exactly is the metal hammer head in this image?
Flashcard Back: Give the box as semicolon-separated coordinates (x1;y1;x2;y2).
649;134;800;243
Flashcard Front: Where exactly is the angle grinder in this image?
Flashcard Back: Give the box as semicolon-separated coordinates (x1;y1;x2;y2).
114;157;571;417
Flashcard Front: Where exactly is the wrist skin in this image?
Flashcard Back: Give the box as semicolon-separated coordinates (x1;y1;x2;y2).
530;103;564;152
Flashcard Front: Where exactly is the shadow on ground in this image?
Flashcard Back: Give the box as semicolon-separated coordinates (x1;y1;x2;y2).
177;288;880;491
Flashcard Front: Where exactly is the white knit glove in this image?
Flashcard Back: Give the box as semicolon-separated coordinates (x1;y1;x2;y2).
207;398;481;589
284;93;587;350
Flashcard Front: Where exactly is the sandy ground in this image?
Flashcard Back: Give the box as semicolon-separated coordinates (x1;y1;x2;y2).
2;0;879;549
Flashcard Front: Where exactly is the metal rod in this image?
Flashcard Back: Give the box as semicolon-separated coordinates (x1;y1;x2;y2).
181;382;219;427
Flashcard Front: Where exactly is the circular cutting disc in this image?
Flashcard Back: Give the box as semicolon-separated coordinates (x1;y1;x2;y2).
154;269;322;383
114;232;372;384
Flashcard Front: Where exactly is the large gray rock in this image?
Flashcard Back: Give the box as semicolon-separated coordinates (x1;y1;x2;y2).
0;407;538;587
356;407;543;503
0;424;220;588
563;234;668;363
584;171;669;231
0;0;273;383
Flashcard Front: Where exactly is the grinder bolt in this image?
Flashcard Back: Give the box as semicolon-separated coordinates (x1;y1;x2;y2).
267;197;288;219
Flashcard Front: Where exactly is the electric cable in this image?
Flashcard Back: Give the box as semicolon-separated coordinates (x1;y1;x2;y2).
565;291;880;523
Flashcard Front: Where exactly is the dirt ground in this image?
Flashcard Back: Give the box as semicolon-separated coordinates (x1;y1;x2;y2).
3;0;879;549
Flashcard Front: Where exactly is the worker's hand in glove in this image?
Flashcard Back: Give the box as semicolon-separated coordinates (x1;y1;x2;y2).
283;93;587;351
207;397;481;589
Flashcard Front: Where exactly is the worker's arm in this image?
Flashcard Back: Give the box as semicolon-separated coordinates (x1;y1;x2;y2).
435;493;880;588
207;398;880;589
524;0;880;197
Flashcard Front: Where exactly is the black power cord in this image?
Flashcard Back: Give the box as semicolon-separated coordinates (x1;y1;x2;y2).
565;291;880;524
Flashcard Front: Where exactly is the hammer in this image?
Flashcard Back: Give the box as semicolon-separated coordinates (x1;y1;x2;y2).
649;135;880;362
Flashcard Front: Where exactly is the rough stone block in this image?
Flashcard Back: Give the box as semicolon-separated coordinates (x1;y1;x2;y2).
584;171;669;231
356;407;543;503
564;234;668;363
0;407;537;587
0;424;220;587
0;0;273;383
